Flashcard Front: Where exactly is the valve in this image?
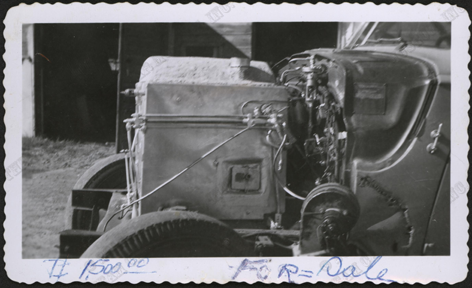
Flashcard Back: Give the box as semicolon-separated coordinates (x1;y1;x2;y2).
121;89;144;97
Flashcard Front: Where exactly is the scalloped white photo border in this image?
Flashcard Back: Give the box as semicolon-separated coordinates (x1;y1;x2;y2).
3;2;470;284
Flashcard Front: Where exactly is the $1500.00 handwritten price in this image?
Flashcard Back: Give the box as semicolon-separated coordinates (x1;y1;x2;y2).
44;258;156;281
44;256;393;283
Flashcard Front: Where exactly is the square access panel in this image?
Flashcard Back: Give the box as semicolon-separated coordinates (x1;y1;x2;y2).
231;164;261;191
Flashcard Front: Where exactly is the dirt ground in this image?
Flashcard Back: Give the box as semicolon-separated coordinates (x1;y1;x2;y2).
22;137;115;259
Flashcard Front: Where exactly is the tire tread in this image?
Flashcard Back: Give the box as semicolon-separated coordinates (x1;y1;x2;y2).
82;211;252;258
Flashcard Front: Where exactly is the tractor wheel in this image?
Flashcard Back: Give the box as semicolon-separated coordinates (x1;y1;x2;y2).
74;153;127;189
81;211;254;258
66;153;127;229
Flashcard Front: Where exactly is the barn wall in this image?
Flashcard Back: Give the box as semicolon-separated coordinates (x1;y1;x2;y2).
253;22;338;66
171;23;252;58
116;23;254;150
22;24;35;137
29;23;340;145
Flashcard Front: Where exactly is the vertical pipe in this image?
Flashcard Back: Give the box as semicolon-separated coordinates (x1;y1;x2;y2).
34;24;45;136
39;25;45;136
250;22;256;60
115;23;123;153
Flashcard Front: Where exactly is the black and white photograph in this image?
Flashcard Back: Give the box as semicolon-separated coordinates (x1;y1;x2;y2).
4;2;469;284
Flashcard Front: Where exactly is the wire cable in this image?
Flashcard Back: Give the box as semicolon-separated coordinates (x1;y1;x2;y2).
103;124;256;231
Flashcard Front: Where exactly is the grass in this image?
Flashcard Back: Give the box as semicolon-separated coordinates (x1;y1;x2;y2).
22;137;116;172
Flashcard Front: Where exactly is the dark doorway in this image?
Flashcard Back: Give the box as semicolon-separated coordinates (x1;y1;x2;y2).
34;24;119;142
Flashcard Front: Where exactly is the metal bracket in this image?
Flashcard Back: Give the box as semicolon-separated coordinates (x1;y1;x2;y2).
426;123;442;154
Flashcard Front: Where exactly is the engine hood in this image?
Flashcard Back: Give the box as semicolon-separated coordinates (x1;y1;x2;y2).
281;48;437;103
352;46;450;83
277;47;439;169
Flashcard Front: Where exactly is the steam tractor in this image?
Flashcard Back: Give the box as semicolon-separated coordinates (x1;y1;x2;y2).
60;22;451;258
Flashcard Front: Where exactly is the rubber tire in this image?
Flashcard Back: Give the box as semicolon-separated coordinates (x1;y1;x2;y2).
66;153;127;229
81;211;254;258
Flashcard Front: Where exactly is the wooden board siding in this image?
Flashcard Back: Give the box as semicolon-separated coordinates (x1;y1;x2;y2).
172;23;253;59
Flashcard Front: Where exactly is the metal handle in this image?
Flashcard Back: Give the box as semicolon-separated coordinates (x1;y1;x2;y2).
426;123;442;154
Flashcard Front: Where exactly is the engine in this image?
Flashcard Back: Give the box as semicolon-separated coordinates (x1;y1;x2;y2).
272;54;361;255
277;54;347;195
122;55;362;256
72;50;438;258
62;34;446;257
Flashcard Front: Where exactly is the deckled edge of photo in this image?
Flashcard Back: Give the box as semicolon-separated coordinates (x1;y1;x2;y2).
3;2;470;284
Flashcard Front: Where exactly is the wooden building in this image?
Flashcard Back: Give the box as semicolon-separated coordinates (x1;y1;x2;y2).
22;23;338;145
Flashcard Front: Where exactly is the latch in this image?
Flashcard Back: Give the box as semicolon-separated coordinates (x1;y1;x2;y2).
426;123;442;154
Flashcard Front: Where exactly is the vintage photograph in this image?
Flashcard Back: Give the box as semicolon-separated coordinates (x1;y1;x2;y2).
4;2;469;284
22;21;451;259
